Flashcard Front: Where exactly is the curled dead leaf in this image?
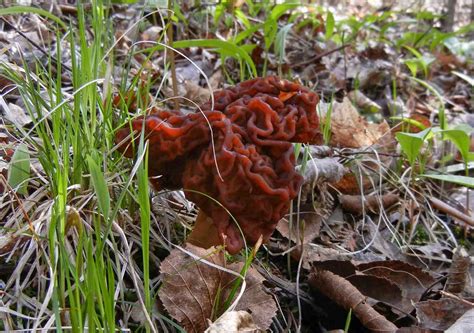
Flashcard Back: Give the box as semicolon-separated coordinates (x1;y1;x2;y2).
340;194;399;215
276;212;322;245
331;171;373;195
445;247;470;294
415;298;473;331
357;260;436;310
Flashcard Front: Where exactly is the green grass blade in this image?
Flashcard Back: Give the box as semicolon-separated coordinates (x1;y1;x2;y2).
0;6;67;30
173;39;257;77
87;155;110;219
422;174;474;188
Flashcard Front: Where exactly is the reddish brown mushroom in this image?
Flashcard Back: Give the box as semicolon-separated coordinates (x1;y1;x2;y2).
115;76;322;253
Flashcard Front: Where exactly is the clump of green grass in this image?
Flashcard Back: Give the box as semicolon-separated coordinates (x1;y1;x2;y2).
0;2;170;331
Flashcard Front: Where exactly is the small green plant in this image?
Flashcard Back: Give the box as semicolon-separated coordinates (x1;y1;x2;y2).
317;94;334;146
275;22;293;76
325;11;335;41
402;45;435;78
261;2;300;75
396;124;474;188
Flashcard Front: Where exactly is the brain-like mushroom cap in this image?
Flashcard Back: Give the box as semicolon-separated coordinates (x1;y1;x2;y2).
115;76;322;253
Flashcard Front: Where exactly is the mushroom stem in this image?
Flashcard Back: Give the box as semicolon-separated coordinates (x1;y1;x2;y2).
187;210;222;250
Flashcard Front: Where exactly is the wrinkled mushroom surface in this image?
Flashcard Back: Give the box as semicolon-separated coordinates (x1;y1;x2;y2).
115;76;322;253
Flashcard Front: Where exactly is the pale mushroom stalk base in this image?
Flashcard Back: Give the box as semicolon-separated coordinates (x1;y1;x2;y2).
187;210;223;250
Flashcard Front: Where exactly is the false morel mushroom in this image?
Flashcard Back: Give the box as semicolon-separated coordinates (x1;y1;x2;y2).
115;76;322;253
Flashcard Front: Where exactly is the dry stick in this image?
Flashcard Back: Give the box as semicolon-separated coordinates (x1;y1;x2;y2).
440;290;474;307
309;269;398;333
0;174;38;240
0;17;72;73
167;0;180;112
428;196;474;227
294;43;351;67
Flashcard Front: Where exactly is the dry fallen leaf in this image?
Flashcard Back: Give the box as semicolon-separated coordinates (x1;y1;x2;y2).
163;80;211;106
347;275;404;309
298;157;346;197
205;310;262;333
445;247;470;294
322;97;391;148
357;260;436;312
1;102;32;128
276;213;322;245
225;265;277;332
158;244;276;332
446;308;474;333
415;298;473;331
331;171;373;195
159;245;225;333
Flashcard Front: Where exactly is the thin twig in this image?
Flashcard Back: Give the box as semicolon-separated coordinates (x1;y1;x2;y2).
1;17;72;73
294;43;351;67
440;290;474;307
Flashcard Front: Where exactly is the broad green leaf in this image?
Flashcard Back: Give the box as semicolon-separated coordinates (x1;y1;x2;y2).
112;0;138;3
172;39;257;77
149;0;168;6
404;45;423;58
0;6;67;30
264;3;299;50
403;59;419;77
396;132;424;166
416;11;438;20
214;3;224;26
269;3;300;21
443;37;474;57
235;9;251;29
452;71;474;86
264;19;278;51
325;11;335;40
422;174;474;188
275;23;293;63
87;155;110;218
395;128;431;166
441;129;471;163
234;23;262;44
390;116;429;131
8;143;30;195
410;77;446;130
453;123;474;134
439;161;474;173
